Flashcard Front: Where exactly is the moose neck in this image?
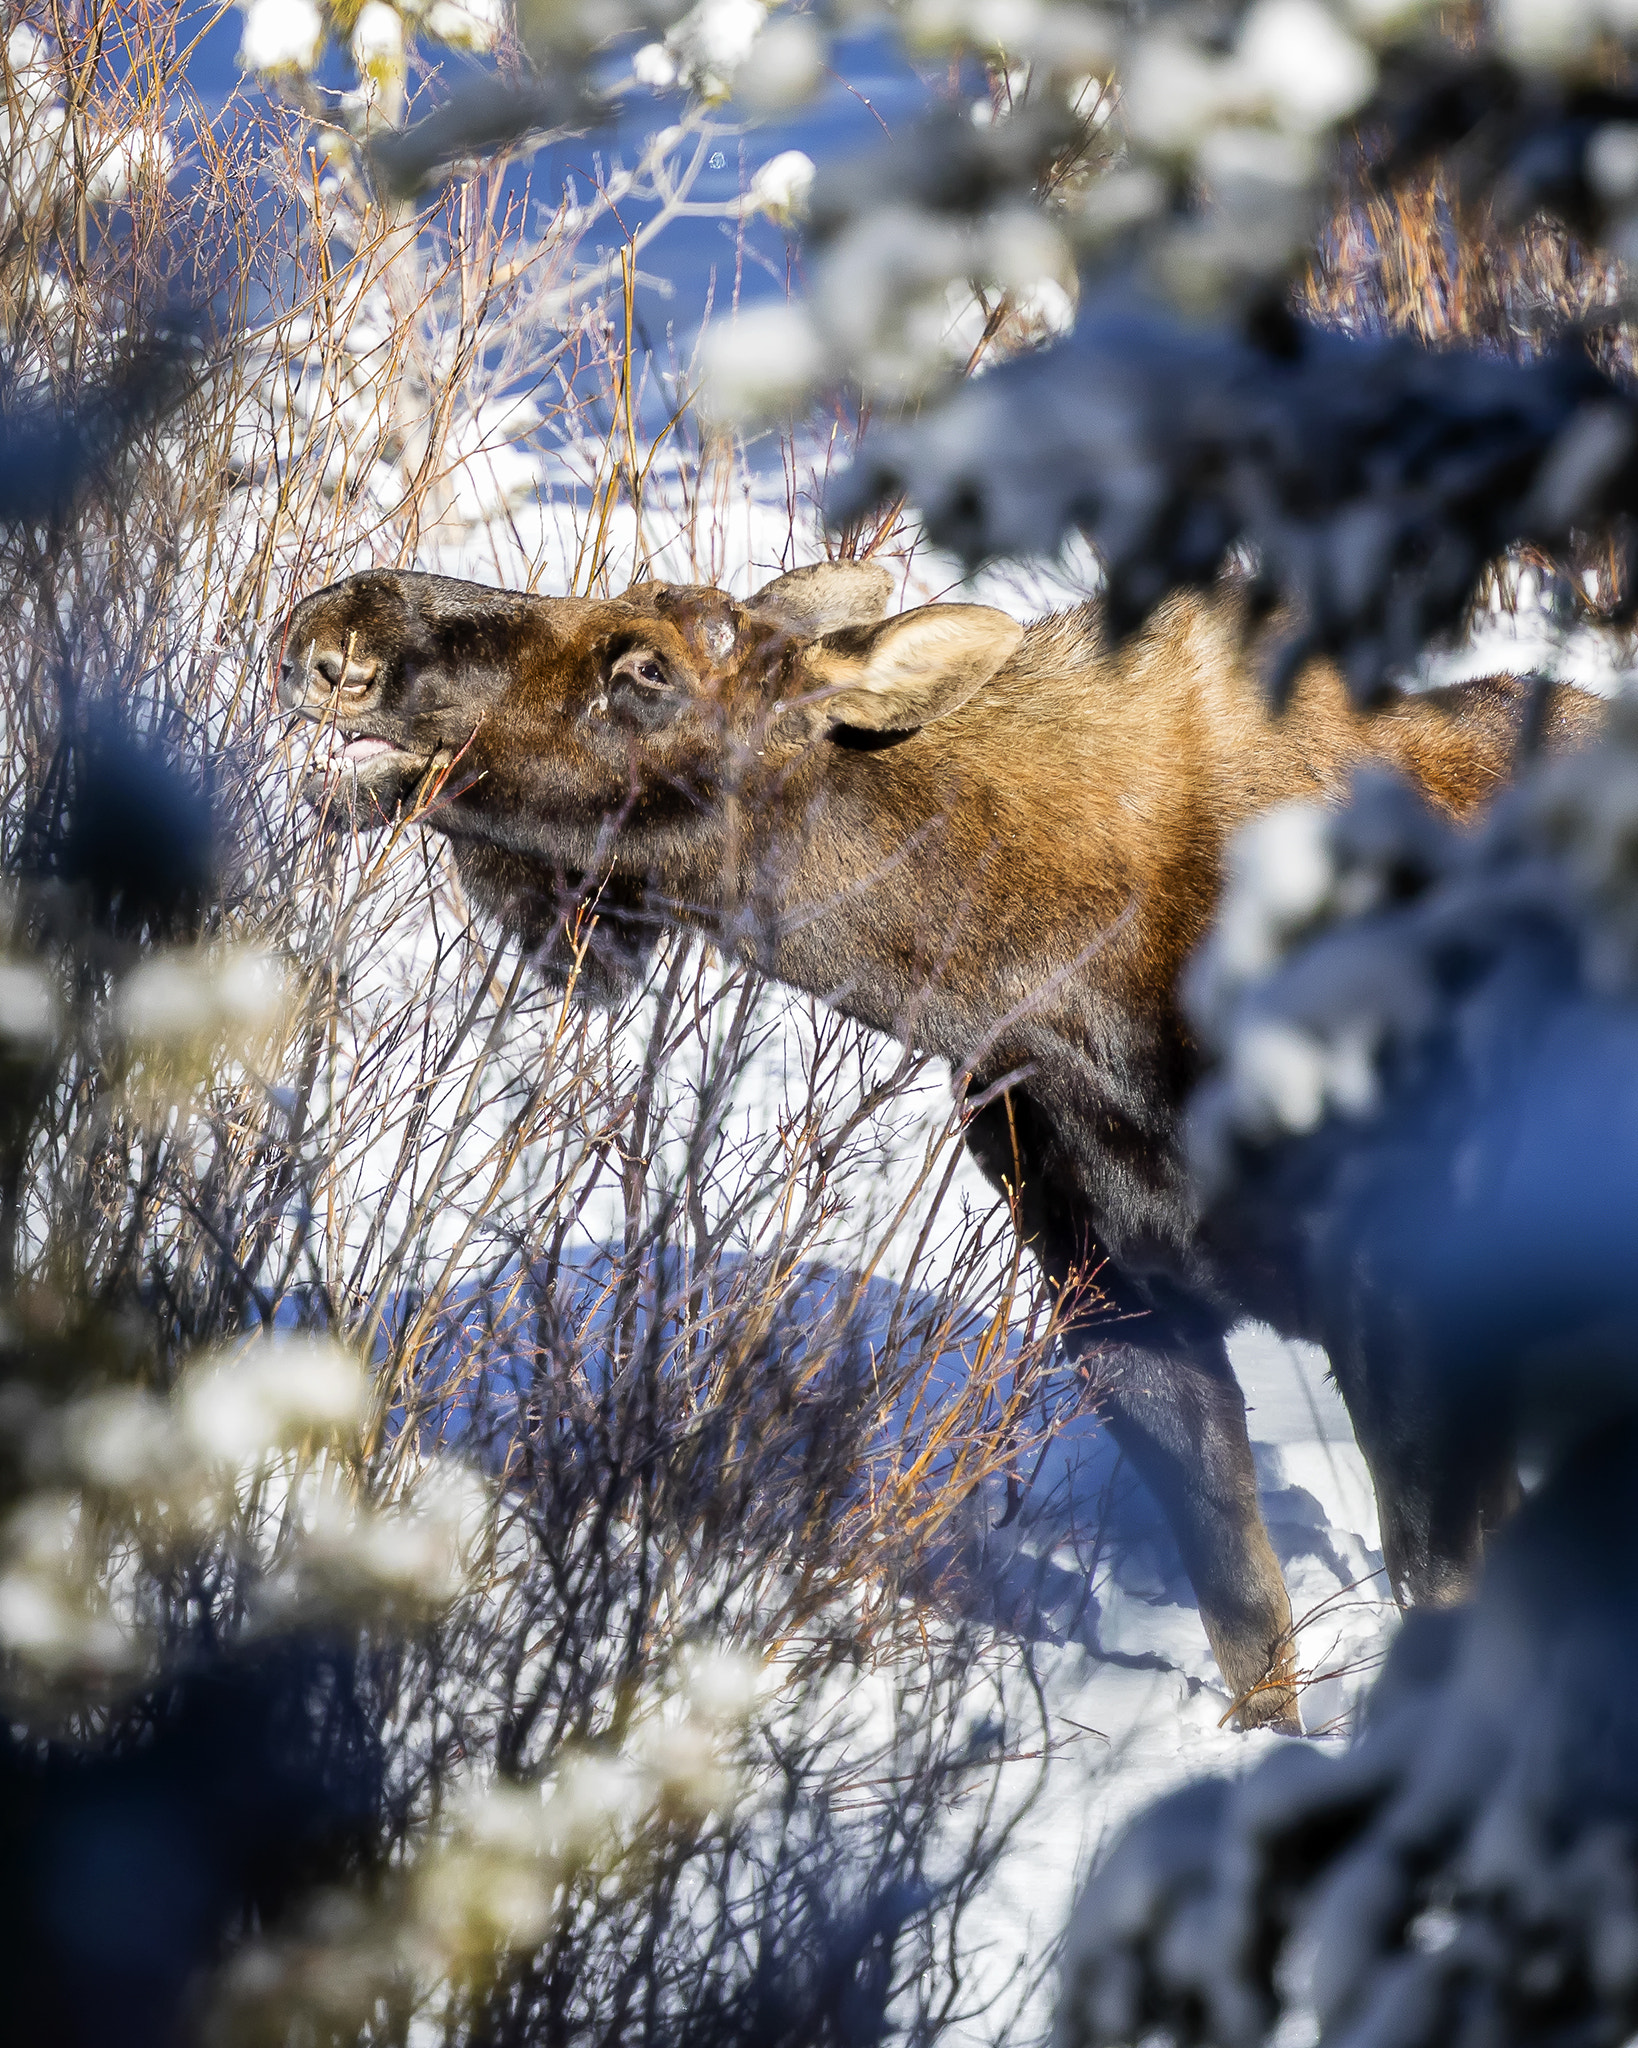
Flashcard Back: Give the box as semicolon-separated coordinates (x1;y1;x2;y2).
704;689;1158;1072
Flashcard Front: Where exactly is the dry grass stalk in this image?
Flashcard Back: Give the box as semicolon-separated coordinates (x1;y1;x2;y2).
1305;158;1638;626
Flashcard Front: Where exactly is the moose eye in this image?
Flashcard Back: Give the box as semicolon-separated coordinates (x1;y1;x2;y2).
609;648;667;691
596;646;686;733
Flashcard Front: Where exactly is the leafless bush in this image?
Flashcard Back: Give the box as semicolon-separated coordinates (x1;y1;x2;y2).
0;8;1079;2042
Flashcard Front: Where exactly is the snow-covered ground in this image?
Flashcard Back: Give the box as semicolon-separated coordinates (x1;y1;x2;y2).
955;1319;1396;2041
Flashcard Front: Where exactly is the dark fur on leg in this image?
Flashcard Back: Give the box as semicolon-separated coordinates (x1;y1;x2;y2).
1079;1332;1300;1732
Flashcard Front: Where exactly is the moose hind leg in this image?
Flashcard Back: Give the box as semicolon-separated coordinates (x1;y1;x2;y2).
1085;1333;1299;1732
1328;1343;1519;1609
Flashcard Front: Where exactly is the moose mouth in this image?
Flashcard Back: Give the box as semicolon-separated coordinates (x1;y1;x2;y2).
296;727;435;818
335;735;400;767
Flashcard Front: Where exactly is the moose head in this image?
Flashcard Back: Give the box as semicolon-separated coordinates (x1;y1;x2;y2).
274;562;1024;1008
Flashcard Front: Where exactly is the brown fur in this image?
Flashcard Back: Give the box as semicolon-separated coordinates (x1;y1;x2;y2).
275;564;1603;1728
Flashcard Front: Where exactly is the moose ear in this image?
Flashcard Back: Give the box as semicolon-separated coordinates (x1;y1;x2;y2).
748;560;895;636
801;605;1023;732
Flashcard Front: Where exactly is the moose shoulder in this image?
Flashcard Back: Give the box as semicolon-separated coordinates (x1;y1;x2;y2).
276;562;1602;1730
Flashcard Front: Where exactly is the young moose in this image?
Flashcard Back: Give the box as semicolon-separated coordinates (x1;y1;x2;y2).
276;561;1599;1730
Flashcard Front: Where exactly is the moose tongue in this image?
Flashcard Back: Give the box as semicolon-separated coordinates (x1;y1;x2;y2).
340;736;394;764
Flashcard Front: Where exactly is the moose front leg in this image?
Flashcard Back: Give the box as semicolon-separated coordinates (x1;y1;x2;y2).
961;1083;1298;1729
1076;1329;1300;1732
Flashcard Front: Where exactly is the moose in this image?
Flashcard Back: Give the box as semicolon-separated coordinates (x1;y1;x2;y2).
276;560;1600;1729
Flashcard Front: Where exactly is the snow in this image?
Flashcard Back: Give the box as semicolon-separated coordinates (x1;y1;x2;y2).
238;0;324;75
1235;0;1377;136
1420;574;1636;694
747;147;817;220
926;1318;1395;2042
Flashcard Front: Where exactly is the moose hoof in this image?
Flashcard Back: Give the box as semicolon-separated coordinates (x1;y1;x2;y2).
1232;1679;1302;1735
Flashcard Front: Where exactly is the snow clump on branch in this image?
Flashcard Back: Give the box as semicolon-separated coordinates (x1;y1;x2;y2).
747;147;816;220
237;0;507;82
238;0;325;75
424;0;506;50
1188;704;1638;1187
662;0;770;100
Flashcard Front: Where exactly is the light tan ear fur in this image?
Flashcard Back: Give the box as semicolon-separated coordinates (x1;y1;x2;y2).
748;560;895;635
803;605;1023;731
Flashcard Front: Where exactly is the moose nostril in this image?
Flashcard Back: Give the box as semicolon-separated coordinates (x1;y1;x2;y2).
309;646;378;692
274;650;307;712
